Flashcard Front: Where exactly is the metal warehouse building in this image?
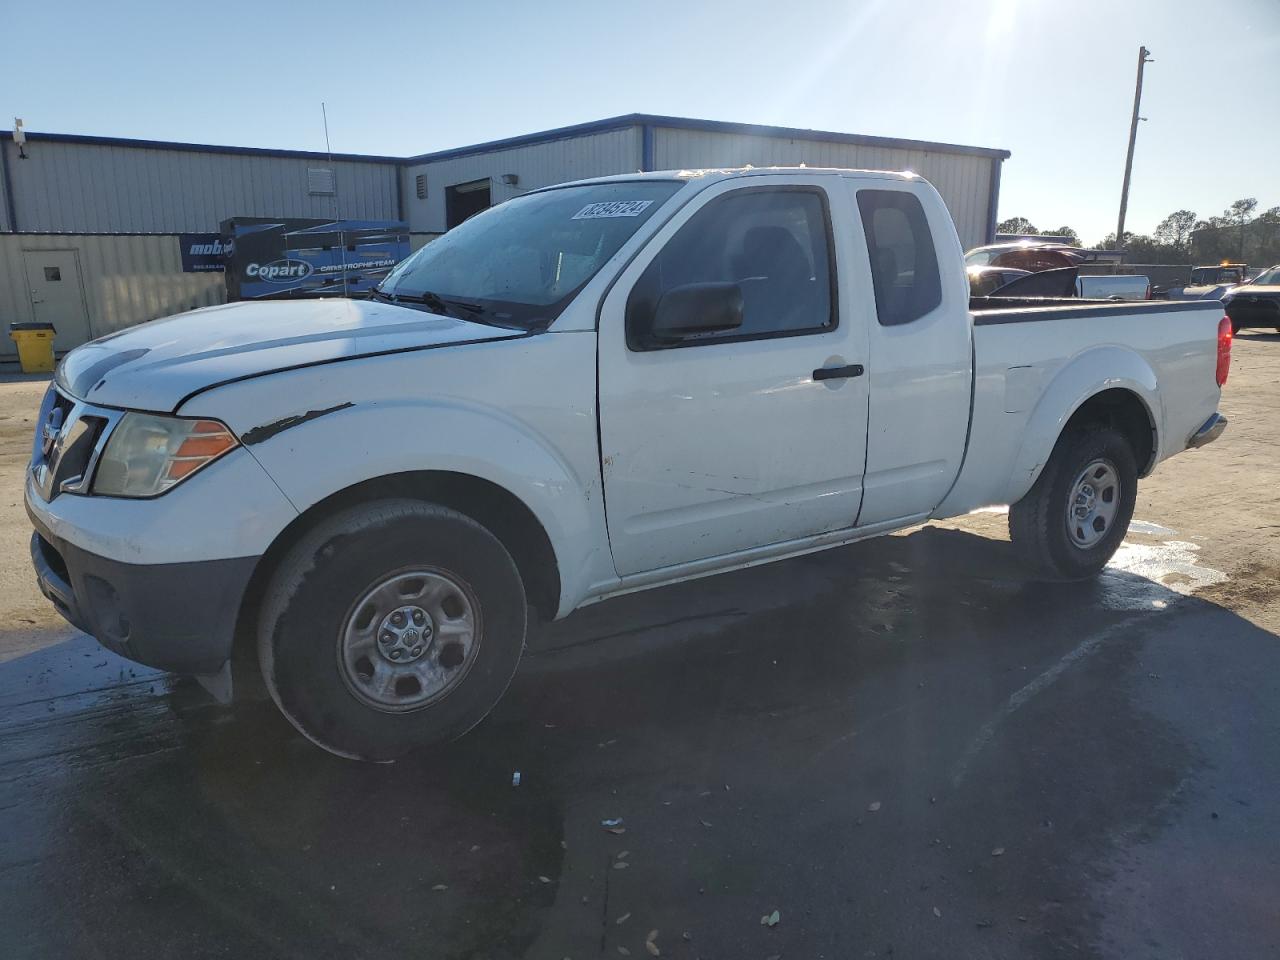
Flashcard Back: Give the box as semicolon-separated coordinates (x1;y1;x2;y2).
0;114;1008;357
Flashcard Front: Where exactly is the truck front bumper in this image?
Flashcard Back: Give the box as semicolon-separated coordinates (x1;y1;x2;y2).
1187;412;1228;450
28;513;258;676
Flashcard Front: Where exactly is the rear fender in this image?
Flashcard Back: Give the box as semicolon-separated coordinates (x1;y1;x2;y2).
1006;347;1159;504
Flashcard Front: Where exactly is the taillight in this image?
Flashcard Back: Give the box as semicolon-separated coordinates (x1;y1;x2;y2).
1216;316;1232;387
1145;283;1153;300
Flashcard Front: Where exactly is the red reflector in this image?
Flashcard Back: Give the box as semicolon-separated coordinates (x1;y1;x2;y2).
1216;316;1232;387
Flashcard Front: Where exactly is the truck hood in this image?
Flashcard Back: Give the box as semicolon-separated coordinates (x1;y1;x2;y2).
1226;285;1280;299
56;298;524;412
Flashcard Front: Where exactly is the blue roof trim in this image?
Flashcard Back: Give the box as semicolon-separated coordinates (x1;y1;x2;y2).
403;113;1010;164
404;116;644;164
0;129;401;164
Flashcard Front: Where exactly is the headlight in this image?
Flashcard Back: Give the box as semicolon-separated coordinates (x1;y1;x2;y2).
92;413;238;497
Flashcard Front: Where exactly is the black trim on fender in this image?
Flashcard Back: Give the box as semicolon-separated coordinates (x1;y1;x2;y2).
241;402;355;446
972;299;1223;325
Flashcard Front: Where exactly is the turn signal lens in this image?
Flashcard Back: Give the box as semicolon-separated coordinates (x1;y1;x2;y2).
93;414;238;497
1216;316;1232;387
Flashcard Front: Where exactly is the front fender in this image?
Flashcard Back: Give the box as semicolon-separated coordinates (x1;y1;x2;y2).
177;333;608;617
1005;346;1160;505
245;399;606;616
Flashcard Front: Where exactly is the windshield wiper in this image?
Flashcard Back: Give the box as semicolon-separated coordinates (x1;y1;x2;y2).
371;287;487;319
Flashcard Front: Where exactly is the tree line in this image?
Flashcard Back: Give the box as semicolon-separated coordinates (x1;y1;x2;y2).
997;199;1280;266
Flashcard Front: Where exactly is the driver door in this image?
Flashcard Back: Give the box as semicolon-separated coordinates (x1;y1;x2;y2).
597;175;871;577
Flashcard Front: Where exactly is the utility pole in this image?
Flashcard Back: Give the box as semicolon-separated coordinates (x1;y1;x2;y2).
1115;45;1153;252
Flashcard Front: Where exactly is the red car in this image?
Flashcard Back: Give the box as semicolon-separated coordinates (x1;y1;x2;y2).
965;242;1089;272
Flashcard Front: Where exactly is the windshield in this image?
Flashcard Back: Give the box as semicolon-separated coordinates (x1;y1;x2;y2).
377;180;684;328
1251;266;1280;285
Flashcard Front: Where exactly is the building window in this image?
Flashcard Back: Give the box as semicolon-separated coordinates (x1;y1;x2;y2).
415;174;428;199
44;266;62;282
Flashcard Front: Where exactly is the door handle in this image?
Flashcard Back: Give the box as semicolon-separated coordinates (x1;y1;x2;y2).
813;364;864;381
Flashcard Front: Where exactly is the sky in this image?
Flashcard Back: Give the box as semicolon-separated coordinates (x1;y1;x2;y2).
2;0;1278;245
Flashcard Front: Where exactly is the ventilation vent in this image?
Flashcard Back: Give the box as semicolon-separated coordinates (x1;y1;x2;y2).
307;168;336;195
415;174;428;199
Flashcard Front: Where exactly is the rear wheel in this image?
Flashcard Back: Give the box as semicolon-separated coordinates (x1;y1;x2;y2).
258;499;527;760
1008;426;1137;580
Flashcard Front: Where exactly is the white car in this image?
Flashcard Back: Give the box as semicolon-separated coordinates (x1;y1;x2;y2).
27;167;1231;759
1075;274;1151;301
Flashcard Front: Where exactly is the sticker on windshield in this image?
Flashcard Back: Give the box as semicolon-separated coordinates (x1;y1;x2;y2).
572;200;654;220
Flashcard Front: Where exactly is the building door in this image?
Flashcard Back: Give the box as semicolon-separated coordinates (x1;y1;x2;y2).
445;179;491;229
23;250;92;353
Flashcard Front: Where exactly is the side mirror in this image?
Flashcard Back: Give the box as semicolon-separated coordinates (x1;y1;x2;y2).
650;282;744;341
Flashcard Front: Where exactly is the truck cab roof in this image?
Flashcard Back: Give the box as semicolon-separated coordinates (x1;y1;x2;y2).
531;166;923;192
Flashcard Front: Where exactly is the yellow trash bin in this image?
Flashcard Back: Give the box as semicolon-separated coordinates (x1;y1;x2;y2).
9;322;57;374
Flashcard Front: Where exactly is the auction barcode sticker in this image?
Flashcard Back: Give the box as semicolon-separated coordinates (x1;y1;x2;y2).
572;200;654;220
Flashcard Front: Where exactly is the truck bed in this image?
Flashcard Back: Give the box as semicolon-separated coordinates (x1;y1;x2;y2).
936;296;1225;519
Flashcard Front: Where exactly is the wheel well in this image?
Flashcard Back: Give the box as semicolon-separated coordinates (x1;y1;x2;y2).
233;472;561;665
1063;388;1156;475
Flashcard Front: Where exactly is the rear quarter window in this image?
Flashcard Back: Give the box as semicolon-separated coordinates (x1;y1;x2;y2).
857;190;942;326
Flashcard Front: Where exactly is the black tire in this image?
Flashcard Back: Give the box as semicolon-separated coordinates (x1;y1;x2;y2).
1008;426;1137;580
258;499;527;761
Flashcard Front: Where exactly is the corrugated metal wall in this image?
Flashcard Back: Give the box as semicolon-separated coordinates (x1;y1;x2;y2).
401;127;641;233
399;125;994;248
0;122;1001;356
1;139;399;234
0;234;225;356
651;127;996;251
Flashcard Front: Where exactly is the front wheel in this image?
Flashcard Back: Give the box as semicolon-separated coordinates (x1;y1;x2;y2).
258;500;527;761
1008;426;1137;580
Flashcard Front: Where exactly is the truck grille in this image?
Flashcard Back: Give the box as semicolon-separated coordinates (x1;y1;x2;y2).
30;387;117;501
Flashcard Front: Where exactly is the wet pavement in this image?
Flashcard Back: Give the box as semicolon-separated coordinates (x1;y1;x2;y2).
3;523;1278;959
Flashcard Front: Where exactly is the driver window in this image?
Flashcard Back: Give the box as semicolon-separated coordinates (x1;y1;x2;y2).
626;187;836;350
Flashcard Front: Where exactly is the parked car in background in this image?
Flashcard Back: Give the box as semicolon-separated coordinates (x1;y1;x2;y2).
1166;263;1250;301
988;266;1079;298
1077;274;1152;301
965;241;1085;272
27;167;1230;759
1223;264;1280;333
967;265;1031;297
966;241;1125;274
986;267;1151;301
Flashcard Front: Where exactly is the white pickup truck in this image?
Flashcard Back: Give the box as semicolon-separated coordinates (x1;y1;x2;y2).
26;167;1231;759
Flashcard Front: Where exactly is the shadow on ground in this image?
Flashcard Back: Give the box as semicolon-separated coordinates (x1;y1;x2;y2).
2;526;1277;959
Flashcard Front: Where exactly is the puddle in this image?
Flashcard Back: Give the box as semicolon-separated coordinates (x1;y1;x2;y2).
1128;520;1178;537
1102;538;1227;610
